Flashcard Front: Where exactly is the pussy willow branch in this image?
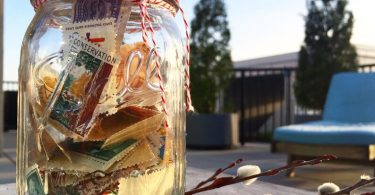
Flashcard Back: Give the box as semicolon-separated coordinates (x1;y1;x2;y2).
362;192;375;195
193;159;243;190
327;177;375;195
185;155;337;195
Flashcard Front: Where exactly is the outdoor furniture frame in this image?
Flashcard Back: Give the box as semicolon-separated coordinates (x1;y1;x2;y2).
272;72;375;177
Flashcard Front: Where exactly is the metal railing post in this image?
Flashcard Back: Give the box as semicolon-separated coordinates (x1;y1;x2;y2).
0;0;4;157
284;69;292;125
239;70;245;145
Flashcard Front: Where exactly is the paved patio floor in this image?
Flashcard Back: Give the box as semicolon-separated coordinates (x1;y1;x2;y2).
1;130;375;194
187;143;375;194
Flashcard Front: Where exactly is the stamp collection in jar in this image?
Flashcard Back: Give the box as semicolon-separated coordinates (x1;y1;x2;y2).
17;0;188;194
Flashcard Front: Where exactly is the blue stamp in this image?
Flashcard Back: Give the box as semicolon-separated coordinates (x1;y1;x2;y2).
73;0;123;23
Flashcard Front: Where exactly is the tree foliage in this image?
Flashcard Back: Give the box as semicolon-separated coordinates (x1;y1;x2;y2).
190;0;233;113
294;0;358;110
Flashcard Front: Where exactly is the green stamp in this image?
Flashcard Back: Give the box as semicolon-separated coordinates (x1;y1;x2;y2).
49;34;119;138
50;51;101;130
50;48;114;137
69;139;137;161
26;167;45;195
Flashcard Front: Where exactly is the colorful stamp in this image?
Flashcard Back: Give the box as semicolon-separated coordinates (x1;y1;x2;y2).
102;112;164;148
50;35;120;138
73;0;123;23
64;18;116;49
118;165;175;195
44;139;138;172
109;140;158;171
71;0;132;50
69;139;137;162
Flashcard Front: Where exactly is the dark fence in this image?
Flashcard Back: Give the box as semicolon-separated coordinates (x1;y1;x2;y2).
226;68;297;144
2;64;375;133
3;81;18;131
358;64;375;72
228;64;375;144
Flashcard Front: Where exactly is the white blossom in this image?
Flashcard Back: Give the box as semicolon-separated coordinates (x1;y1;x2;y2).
236;165;261;186
361;174;371;180
317;182;340;195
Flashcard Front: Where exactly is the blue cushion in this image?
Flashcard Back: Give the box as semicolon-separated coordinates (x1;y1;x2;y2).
323;73;375;123
273;120;375;145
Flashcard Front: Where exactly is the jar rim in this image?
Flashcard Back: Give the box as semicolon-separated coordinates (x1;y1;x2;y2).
30;0;179;14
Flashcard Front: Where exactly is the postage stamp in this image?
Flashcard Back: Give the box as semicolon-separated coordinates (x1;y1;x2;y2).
26;165;46;195
85;106;161;141
146;131;167;160
50;35;120;138
118;165;175;195
102;112;164;148
44;139;138;172
62;165;137;195
69;139;136;162
64;18;116;50
109;140;159;171
72;139;138;171
73;0;123;23
71;0;132;49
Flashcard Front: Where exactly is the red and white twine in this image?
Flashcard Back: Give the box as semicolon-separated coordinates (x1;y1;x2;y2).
31;0;48;10
175;0;193;112
138;0;170;128
137;0;194;128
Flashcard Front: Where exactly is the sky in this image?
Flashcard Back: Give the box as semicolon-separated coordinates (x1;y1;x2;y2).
4;0;375;81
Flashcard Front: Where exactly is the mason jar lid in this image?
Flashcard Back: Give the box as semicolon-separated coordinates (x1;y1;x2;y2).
31;0;179;13
163;0;179;11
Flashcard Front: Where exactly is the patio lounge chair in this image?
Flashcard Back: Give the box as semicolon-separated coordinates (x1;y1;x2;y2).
272;72;375;177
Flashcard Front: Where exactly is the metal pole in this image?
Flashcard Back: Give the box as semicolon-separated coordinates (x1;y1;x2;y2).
0;0;4;156
239;70;245;145
255;71;260;139
280;73;284;125
271;70;276;133
263;71;268;139
285;70;291;125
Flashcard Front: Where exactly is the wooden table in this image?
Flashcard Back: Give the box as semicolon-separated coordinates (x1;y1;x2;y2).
0;167;314;195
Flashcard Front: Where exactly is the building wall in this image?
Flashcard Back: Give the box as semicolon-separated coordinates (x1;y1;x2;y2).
234;45;375;69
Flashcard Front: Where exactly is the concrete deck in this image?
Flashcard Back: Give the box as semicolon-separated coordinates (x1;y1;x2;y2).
187;143;375;194
1;130;375;194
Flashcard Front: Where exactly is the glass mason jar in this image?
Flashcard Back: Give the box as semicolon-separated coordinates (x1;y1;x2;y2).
17;0;187;194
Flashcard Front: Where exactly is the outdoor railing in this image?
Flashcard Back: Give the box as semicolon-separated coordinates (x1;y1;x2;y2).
226;68;297;144
3;81;18;92
358;64;375;72
1;64;375;135
3;81;18;131
228;64;375;144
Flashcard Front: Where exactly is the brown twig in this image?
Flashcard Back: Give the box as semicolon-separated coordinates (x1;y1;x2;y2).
193;158;243;189
327;178;375;195
185;155;337;195
362;193;375;195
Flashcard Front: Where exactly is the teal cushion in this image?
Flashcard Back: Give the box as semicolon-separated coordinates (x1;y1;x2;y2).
323;73;375;123
273;120;375;145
